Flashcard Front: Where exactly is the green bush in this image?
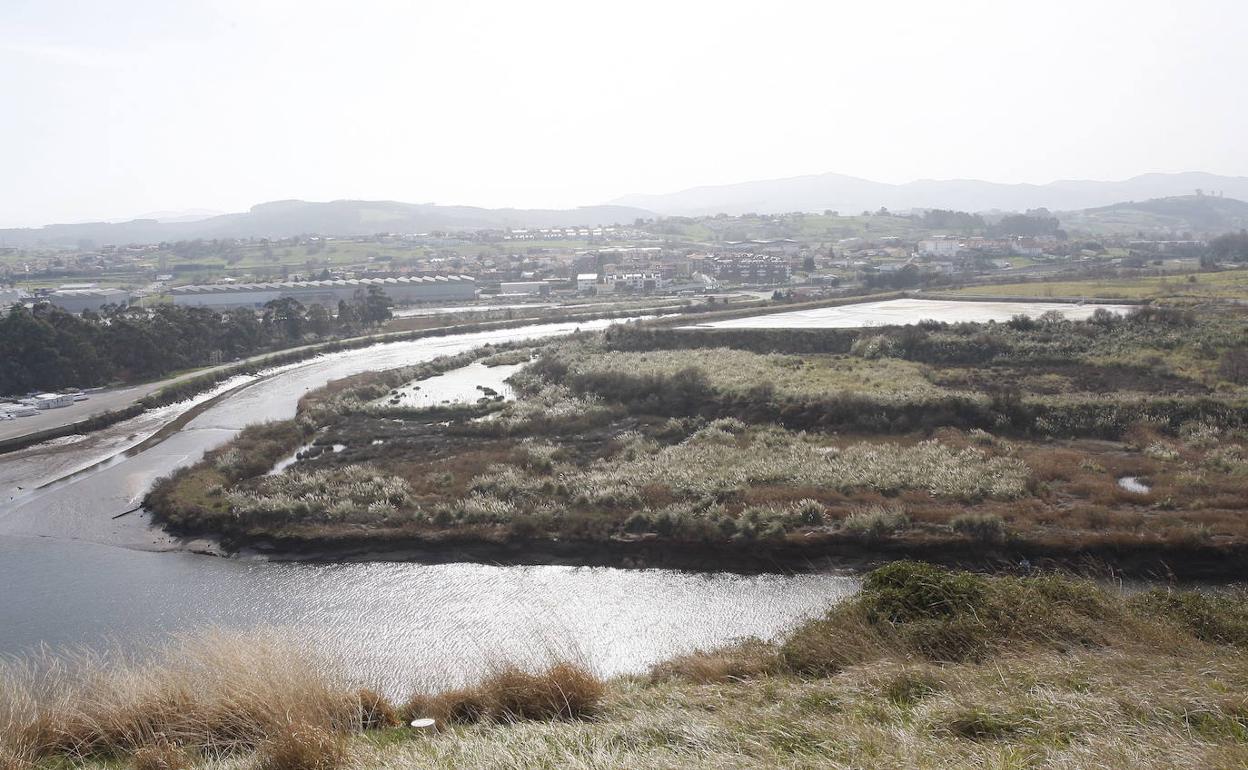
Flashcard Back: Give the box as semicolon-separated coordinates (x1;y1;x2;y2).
1130;589;1248;647
950;512;1008;543
780;562;1131;672
842;506;911;541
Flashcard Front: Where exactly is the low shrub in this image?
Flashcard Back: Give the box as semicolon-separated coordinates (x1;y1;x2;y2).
1130;589;1248;647
950;512;1008;543
842;505;911;541
779;562;1139;674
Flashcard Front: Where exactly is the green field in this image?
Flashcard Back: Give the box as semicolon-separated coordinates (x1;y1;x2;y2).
951;267;1248;301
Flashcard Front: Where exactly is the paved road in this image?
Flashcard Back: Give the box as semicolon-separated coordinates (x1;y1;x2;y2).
0;376;207;444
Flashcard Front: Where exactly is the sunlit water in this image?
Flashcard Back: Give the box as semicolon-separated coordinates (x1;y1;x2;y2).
0;318;857;687
681;298;1135;329
383;360;524;408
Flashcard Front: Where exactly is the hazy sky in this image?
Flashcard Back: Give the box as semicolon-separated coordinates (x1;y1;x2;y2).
2;0;1246;227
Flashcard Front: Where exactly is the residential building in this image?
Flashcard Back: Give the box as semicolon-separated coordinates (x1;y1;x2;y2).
709;255;792;285
576;273;599;293
917;237;962;258
604;271;664;293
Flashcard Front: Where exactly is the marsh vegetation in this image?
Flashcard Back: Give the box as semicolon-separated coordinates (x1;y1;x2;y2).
146;303;1248;573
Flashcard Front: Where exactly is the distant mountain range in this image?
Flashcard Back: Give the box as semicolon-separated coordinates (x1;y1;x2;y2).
6;173;1248;249
610;171;1248;218
0;200;655;249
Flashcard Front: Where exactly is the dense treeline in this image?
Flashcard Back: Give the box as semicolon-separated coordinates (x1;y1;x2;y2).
0;287;393;396
1210;229;1248;262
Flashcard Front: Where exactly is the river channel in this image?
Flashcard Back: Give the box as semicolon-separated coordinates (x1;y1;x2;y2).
0;318;858;689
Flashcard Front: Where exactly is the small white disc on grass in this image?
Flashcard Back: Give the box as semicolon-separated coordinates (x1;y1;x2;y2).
410;718;436;729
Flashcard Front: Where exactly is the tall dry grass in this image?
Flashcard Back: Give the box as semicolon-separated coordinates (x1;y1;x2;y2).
0;631;361;764
0;630;607;768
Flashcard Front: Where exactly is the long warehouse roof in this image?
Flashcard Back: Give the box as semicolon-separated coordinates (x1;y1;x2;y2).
170;275;474;295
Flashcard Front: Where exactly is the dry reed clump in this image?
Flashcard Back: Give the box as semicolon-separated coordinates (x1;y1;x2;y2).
470;428;1031;511
648;639;778;684
355;688;400;731
0;631;358;764
130;740;191;770
226;465;414;524
841;504;911;540
256;723;348;770
405;663;604;726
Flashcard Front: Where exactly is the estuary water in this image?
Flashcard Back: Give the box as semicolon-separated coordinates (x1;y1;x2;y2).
0;317;857;689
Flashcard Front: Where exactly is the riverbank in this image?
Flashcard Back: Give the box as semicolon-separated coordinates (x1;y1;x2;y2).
174;522;1248;582
8;563;1247;769
0;298;761;456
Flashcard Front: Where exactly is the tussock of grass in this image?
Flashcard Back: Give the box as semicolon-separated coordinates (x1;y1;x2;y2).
257;723;348;770
649;639;778;684
130;740;191;770
1130;587;1248;646
0;632;358;764
405;663;604;725
779;562;1148;673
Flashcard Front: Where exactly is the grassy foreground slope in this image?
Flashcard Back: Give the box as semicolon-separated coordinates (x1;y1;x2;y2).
5;564;1248;769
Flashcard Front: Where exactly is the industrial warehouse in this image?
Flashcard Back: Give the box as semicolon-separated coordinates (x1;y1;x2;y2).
168;275;476;309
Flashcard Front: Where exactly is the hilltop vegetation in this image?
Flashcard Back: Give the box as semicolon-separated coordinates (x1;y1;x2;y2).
6;564;1248;769
147;304;1248;574
1060;194;1248;236
0;199;655;249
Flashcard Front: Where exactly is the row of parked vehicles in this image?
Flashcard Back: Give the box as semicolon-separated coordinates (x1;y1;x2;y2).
0;390;91;420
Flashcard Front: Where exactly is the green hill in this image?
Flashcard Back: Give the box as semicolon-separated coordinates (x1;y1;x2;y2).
1060;195;1248;236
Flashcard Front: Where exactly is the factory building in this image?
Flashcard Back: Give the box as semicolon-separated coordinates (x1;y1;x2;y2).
169;275;476;310
46;288;132;313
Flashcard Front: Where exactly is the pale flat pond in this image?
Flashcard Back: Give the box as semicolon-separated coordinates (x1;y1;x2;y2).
682;298;1134;329
381;361;525;409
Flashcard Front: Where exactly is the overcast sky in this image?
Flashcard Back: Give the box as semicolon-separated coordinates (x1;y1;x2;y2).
1;0;1245;227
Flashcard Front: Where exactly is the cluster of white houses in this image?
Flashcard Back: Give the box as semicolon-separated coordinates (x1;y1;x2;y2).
169;275;476;309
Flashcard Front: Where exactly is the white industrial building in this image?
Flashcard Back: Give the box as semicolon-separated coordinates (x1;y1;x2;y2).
46;288;132;313
498;281;549;297
170;275;476;309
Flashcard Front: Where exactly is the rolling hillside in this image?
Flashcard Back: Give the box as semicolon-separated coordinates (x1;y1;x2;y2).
0;200;655;248
1058;195;1248;235
611;171;1248;217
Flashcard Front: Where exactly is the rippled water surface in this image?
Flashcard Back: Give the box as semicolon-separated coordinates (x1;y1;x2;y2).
0;537;854;690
